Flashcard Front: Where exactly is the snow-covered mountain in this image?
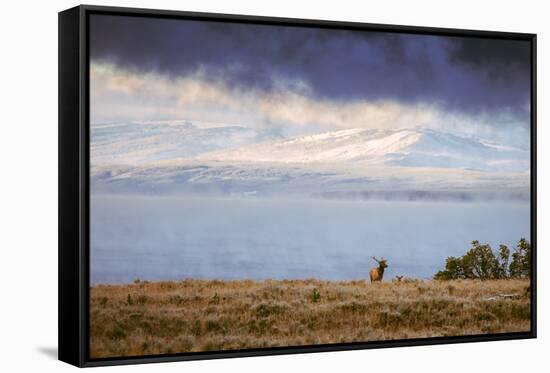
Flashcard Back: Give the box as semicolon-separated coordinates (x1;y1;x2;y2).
90;125;530;201
198;128;529;172
91;120;281;165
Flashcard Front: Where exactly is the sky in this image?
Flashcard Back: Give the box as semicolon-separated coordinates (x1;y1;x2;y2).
89;14;532;145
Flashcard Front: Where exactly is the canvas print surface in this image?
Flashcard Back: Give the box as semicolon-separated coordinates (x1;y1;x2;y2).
88;14;532;358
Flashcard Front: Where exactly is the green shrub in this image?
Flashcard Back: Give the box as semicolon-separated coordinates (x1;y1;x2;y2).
311;288;321;303
434;239;531;280
509;238;531;278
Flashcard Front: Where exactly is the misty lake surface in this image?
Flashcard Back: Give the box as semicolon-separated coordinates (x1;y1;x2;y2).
90;196;530;284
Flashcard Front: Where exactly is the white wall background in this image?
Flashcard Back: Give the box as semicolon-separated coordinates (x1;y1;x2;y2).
0;0;546;371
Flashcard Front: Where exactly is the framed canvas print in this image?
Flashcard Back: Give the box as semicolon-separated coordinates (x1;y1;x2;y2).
58;5;537;367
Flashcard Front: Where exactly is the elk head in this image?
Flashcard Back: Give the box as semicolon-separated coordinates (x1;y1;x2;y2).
372;256;388;271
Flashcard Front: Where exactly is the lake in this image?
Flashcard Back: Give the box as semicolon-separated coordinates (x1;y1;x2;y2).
90;195;530;284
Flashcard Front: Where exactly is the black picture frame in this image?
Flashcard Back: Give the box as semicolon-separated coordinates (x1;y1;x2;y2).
59;4;537;367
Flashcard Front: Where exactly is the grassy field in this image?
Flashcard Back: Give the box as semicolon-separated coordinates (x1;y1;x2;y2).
90;278;531;358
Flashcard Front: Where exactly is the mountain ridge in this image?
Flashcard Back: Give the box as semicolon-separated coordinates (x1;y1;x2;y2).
198;127;528;172
90;120;282;165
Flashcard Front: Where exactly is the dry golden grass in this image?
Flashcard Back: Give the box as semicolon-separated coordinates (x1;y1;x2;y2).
90;278;531;358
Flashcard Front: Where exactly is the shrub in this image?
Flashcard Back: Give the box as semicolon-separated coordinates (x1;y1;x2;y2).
509;238;531;278
311;288;321;303
434;239;531;280
254;303;286;317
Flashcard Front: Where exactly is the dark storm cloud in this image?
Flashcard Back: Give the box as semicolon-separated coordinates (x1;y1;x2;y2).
90;14;531;119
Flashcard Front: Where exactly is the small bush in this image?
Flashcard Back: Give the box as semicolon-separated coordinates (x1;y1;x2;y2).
191;320;202;336
311;288;321;303
254;303;285;317
210;293;220;304
205;319;223;333
106;323;127;340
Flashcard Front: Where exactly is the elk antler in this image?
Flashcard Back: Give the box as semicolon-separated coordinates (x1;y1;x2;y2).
371;256;380;263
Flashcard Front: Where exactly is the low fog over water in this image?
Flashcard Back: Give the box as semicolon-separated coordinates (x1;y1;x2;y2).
90;195;530;284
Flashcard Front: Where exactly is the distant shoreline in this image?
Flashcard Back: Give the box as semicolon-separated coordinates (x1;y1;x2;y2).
90;278;531;358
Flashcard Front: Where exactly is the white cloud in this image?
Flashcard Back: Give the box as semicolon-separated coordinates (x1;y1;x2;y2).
90;61;528;146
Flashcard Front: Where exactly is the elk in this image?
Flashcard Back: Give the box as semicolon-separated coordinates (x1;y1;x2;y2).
369;257;388;283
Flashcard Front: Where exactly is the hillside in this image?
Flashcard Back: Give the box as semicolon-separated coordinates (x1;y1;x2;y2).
89;124;530;200
90;120;280;165
199;127;528;172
